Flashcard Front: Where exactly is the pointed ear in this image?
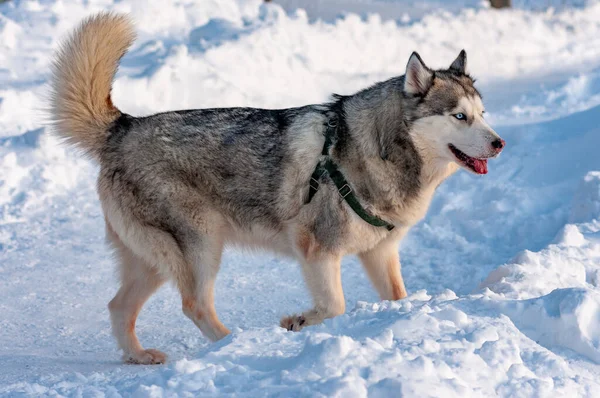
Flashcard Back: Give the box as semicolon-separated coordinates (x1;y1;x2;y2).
404;52;433;96
449;50;467;74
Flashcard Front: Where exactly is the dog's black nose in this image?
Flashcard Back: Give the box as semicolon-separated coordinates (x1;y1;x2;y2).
491;139;505;151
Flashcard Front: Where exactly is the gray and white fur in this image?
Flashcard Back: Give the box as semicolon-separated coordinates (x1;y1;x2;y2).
50;13;505;364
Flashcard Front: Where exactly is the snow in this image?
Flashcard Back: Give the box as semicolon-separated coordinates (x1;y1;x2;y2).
2;0;600;396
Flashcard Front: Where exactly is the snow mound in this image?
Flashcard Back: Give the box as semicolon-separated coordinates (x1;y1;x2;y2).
4;292;600;396
480;167;600;300
499;288;600;364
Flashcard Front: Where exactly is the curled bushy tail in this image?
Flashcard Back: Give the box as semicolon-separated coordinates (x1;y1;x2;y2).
50;12;136;159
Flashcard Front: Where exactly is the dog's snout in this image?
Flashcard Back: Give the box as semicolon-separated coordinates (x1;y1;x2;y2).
491;139;505;152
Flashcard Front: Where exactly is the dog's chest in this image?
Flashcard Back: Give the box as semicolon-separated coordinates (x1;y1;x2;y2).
336;185;442;254
392;163;459;227
398;187;437;226
341;214;395;254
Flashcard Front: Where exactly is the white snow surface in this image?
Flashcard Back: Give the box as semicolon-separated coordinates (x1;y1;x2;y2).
2;0;600;396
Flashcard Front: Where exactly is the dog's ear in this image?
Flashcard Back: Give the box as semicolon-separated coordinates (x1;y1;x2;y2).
404;52;433;96
449;50;467;74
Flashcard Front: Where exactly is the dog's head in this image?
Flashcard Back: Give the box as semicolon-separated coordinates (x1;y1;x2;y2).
404;51;504;175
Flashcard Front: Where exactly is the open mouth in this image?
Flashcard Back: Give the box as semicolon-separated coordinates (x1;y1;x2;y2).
448;144;487;175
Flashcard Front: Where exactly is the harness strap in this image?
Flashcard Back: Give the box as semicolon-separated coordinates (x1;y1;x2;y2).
307;114;395;231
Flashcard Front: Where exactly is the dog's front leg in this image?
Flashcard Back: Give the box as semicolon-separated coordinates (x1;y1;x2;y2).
281;236;344;331
358;239;407;301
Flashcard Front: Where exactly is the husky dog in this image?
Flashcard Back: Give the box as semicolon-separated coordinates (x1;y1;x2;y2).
50;13;504;364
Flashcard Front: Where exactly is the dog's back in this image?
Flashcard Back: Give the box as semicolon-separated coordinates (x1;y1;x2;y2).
100;107;325;232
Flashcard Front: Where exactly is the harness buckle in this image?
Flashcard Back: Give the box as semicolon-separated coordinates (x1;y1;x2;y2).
310;177;320;191
309;168;327;193
338;184;352;199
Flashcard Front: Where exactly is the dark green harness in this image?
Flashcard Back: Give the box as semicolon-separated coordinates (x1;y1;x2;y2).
307;114;395;231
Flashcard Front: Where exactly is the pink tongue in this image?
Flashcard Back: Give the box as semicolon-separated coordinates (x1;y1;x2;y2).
473;159;488;174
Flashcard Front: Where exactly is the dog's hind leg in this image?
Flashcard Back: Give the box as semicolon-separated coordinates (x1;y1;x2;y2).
358;240;407;301
281;232;345;331
106;223;168;364
178;231;230;342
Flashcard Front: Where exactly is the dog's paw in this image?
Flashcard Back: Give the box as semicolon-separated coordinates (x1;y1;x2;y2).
280;314;306;332
124;348;167;365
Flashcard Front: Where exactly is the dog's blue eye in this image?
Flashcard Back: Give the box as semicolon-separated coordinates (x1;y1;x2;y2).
454;113;466;121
